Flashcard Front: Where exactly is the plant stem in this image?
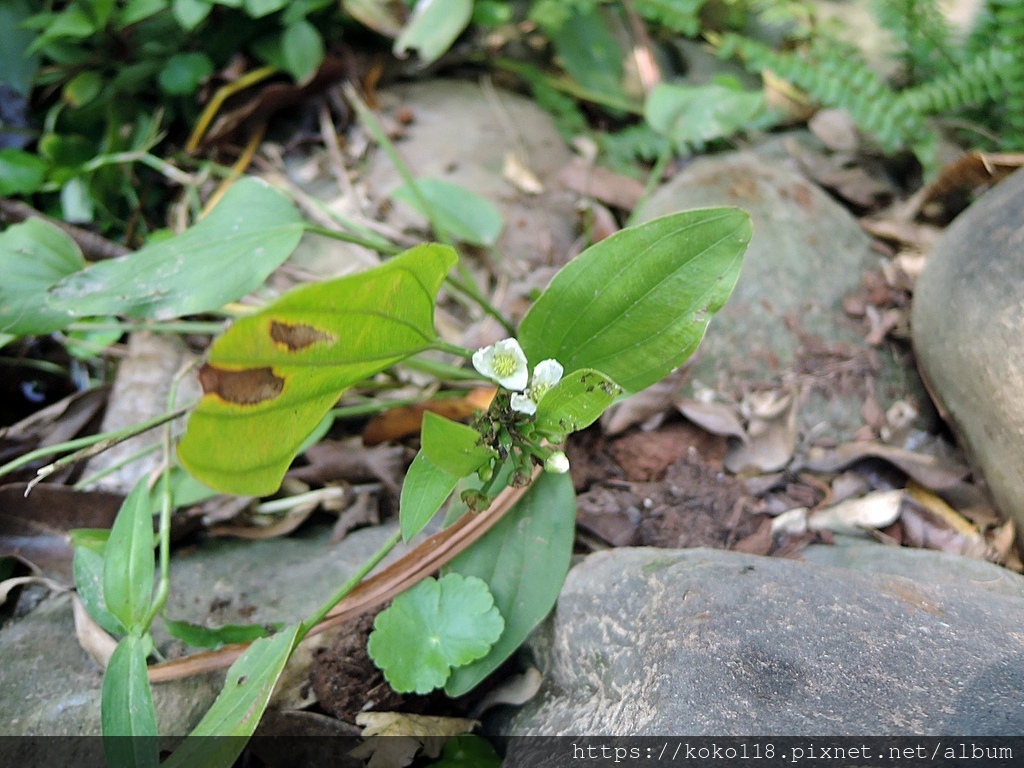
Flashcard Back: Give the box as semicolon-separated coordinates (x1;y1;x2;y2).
298;529;403;637
73;442;161;490
401;355;479;382
342;83;515;335
487;56;644;114
66;321;228;335
626;142;674;228
0;405;190;485
304;224;401;255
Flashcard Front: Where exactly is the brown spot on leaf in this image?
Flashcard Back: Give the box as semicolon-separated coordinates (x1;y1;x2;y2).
199;364;284;405
269;321;334;351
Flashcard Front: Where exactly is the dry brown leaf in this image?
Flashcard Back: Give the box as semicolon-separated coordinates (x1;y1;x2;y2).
362;388;495;446
899;151;1024;219
503;151;544;195
807;108;860;152
601;369;686;436
900;498;993;560
732;515;774;555
470;667;542;717
725;390;798;474
556;157;646;211
803;441;969;490
0;575;66;606
72;593;118;670
808;490;904;534
676;398;747;441
352;713;476;768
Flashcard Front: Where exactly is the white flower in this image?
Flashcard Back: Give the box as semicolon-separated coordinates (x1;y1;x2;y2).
510;392;537;415
472;338;528;391
544;451;570;474
529;359;563;401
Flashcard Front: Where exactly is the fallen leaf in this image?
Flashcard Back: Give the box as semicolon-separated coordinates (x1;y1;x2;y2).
898;151;1024;220
900;497;992;560
362;388;495;446
72;593;118;670
725;390;797;474
676;397;747;441
803;441;969;490
351;712;476;768
556;157;645;211
732;515;774;555
470;667;542;717
808;490;904;534
807;108;860;152
0;575;66;606
601;368;686;436
503;151;544;195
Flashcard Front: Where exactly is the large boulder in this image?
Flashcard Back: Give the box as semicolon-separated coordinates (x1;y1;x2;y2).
912;169;1024;541
499;547;1024;744
636;151;928;443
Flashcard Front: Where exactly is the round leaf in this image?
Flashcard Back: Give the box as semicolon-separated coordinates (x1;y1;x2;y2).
368;574;504;694
159;52;214;95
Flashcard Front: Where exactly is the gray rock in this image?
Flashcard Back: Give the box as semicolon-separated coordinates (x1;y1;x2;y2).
912;168;1024;542
364;80;578;282
500;548;1024;742
0;523;399;735
636;151;928;442
801;537;1024;599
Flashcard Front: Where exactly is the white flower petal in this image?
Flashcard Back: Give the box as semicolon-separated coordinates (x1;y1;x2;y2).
532;359;563;388
510;392;537;415
471;338;528;390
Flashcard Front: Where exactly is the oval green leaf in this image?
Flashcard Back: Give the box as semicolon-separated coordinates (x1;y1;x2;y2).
518;208;750;394
102;635;158;768
47;177;304;322
281;19;324;83
393;0;472;65
392;178;503;247
178;244;457;495
103;479;155;633
421;411;494;478
399;450;460;542
444;469;575;696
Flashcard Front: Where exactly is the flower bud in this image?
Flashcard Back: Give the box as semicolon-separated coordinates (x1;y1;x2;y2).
544;451;570;474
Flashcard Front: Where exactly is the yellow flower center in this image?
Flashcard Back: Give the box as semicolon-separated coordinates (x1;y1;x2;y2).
493;353;518;378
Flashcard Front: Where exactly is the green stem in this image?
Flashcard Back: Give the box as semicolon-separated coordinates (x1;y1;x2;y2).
304;224;401;255
73;442;161;490
66;321;228;335
401;355;479;383
342;83;515;335
626;142;674;228
0;405;190;483
487;56;644;114
298;529;403;638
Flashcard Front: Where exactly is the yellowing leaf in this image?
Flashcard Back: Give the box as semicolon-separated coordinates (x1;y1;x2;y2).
178;244;457;495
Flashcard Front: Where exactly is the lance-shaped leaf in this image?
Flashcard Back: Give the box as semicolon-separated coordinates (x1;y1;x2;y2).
102;634;158;768
178;244;457;495
420;411;494;478
399;451;460;542
47;177;304;322
518;208;750;394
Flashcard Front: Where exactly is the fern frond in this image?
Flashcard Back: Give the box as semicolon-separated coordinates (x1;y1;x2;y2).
872;0;957;83
720;34;927;153
900;48;1015;114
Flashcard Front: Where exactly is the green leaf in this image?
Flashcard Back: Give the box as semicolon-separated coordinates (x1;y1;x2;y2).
429;735;502;768
0;218;85;337
545;4;628;108
281;19;324;83
178;244;457;495
172;0;212;29
0;149;47;195
645;82;771;150
82;0;117;28
162;624;301;768
73;545;127;636
62;70;104;107
159;51;214;95
393;0;473;65
444;470;575;696
60;176;94;224
0;0;41;96
102;635;159;767
368;573;504;694
103;479;155;633
519;208;750;394
245;0;288;17
163;616;279;649
26;6;96;54
120;0;170;26
399;450;460;542
534;367;621;439
421;411;494;478
391;178;503;247
46;178;304;322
